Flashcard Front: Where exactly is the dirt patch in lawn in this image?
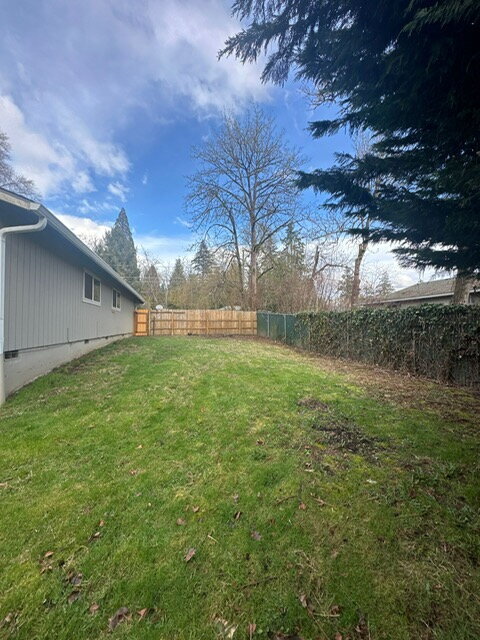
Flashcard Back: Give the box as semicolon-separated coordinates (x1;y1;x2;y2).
297;396;382;462
297;396;329;411
313;419;379;457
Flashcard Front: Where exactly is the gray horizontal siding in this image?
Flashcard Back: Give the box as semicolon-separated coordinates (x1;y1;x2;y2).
4;233;135;351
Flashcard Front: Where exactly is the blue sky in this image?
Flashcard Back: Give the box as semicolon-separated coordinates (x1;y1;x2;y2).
0;0;429;286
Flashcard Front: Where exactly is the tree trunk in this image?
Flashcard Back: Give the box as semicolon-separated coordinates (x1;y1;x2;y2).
249;249;258;310
350;238;368;308
452;273;470;304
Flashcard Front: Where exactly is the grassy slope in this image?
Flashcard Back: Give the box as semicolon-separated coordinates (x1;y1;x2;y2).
0;337;479;640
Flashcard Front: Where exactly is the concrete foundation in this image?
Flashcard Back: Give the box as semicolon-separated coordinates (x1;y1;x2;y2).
3;333;130;397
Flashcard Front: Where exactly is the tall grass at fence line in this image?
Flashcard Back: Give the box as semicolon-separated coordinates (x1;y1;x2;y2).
257;305;480;386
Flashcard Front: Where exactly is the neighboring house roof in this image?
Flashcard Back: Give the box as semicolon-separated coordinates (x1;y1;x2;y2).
370;277;480;305
0;187;144;304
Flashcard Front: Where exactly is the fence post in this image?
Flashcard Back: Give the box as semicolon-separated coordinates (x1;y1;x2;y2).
267;312;270;339
284;313;287;342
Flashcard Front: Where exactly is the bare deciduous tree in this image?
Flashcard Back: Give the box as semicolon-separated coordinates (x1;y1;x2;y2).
0;131;38;198
186;106;303;310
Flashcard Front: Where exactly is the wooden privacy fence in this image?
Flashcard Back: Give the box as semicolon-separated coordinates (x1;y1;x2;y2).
134;309;257;336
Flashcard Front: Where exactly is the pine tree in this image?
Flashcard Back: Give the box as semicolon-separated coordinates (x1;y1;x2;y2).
280;222;305;272
222;1;480;274
96;208;140;287
141;264;163;308
169;259;186;289
192;240;215;277
375;270;394;299
337;268;354;305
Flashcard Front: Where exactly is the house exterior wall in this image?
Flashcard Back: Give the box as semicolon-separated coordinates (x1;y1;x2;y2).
384;295;453;308
3;232;136;395
374;292;480;308
3;335;126;396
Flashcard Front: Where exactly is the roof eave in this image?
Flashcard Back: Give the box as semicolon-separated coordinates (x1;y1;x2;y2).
0;188;145;304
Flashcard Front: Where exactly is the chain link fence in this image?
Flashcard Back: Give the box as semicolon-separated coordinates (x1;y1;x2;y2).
257;307;480;387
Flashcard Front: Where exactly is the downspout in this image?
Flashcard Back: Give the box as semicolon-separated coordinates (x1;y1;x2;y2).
0;211;47;405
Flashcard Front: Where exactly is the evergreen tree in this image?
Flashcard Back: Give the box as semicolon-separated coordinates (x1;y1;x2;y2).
337;267;354;305
169;259;186;289
141;264;163;308
223;1;480;274
375;270;394;299
192;240;215;277
280;222;305;272
96;208;140;287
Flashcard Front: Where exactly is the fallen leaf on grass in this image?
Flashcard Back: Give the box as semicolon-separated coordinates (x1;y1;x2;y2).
1;612;16;628
299;502;307;510
251;531;262;541
108;607;131;631
355;614;369;638
67;590;81;604
88;531;101;543
299;594;308;608
214;617;237;638
89;603;100;615
44;551;54;559
185;548;196;562
99;520;106;527
311;495;326;506
68;572;83;586
330;604;341;617
177;518;187;526
233;511;242;521
137;608;149;619
137;444;143;449
233;494;239;503
130;469;139;476
334;633;343;640
256;439;265;446
192;506;200;513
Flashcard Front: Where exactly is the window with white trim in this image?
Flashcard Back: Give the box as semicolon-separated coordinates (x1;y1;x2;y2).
83;271;101;305
112;288;121;310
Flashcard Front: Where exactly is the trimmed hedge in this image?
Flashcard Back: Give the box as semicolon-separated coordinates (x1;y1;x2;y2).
258;305;480;386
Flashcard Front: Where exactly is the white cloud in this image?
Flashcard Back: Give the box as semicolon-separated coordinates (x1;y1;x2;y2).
135;232;193;265
72;171;96;194
0;95;75;195
56;212;111;246
77;198;119;216
0;0;268;202
56;211;192;266
175;216;192;228
107;181;129;202
142;173;148;185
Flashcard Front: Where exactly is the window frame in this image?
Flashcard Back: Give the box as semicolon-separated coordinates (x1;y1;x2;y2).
112;288;121;311
83;270;101;306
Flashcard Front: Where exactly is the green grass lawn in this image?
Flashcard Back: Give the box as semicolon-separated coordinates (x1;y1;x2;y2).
1;337;479;640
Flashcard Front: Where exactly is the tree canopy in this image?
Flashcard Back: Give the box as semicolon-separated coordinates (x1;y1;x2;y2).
192;240;215;278
186;106;304;309
222;0;480;274
96;208;140;287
